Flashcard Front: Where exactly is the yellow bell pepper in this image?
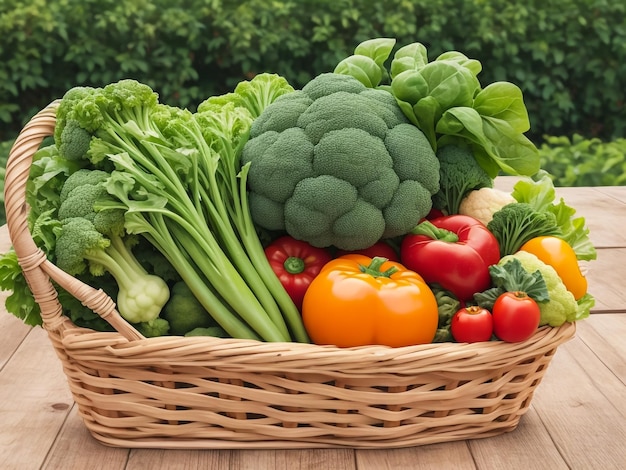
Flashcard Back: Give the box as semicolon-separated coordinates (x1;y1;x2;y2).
519;236;587;300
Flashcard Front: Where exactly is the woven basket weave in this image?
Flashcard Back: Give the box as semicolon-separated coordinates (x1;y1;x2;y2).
4;102;576;449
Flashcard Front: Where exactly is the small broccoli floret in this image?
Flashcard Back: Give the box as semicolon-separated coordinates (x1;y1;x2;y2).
161;281;220;335
55;217;170;323
242;72;440;250
59;169;110;203
501;251;578;326
58;119;92;161
135;318;170;337
432;145;494;215
487;202;561;257
55;169;170;323
54;86;96;146
198;73;295;119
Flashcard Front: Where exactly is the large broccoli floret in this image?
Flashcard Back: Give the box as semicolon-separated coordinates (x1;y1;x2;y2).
432;144;494;215
241;72;440;250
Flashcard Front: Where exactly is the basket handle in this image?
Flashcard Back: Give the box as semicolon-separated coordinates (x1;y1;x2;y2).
4;102;144;341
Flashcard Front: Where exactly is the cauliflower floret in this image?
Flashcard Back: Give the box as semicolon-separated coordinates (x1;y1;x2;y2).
459;187;516;225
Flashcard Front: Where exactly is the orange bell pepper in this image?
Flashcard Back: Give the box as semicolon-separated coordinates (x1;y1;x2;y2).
301;255;439;347
519;236;587;300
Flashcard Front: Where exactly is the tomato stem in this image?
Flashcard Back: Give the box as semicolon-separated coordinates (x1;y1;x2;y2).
411;220;459;242
359;256;399;277
283;256;305;274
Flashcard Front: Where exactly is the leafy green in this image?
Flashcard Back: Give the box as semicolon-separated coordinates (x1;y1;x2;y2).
487;202;561;257
431;287;460;343
511;170;597;261
0;250;41;326
334;37;540;178
474;258;549;310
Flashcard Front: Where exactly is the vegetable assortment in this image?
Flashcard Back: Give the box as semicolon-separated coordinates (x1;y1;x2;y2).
0;37;597;349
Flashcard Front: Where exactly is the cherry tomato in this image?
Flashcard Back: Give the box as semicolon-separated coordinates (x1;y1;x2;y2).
450;306;494;343
492;291;541;342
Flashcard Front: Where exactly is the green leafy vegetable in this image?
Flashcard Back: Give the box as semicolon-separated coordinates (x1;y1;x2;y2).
511;170;597;261
474;257;550;310
487;202;561;257
334;37;540;178
431;287;460;343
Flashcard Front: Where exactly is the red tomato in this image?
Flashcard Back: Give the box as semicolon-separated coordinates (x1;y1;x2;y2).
450;306;494;343
492;291;541;342
336;241;399;262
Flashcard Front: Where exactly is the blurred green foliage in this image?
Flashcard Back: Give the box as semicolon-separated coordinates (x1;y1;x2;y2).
1;0;625;226
1;0;624;143
539;135;626;187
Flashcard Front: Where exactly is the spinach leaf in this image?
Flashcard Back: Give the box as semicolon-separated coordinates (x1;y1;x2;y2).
334;38;541;177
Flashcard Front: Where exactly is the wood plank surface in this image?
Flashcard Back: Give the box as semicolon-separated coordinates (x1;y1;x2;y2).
0;328;74;470
530;326;626;469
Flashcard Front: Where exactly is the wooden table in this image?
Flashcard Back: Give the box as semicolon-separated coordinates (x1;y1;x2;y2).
1;179;625;470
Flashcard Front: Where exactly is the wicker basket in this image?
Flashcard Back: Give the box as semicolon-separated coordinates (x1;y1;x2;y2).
3;103;576;449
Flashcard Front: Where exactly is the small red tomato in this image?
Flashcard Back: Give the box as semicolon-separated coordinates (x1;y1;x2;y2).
451;306;494;343
492;291;541;342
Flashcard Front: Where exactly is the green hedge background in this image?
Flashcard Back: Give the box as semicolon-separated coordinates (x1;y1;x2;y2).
1;0;624;143
1;0;625;224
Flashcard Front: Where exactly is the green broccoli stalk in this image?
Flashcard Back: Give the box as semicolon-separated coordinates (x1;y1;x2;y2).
57;77;308;342
432;144;494;215
55;217;170;324
487;202;561;257
240;72;441;251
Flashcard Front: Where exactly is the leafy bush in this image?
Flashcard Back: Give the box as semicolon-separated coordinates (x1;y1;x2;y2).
0;140;10;225
539;135;626;187
0;0;624;144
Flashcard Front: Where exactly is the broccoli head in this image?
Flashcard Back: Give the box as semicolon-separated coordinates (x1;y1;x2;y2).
487;202;561;257
161;281;220;336
241;72;440;250
432;144;494;215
